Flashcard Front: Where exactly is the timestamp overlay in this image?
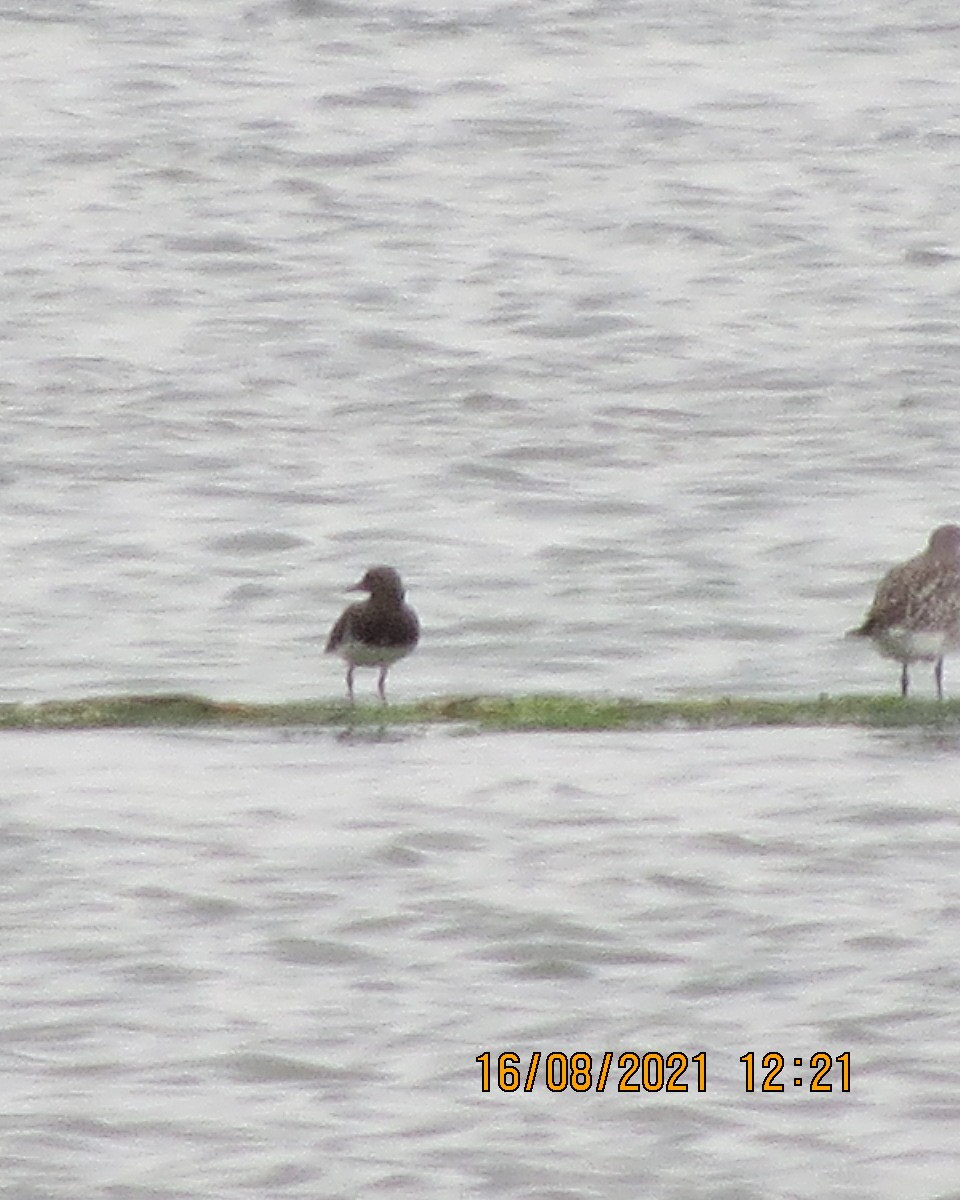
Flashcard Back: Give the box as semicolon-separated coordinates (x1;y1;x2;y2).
475;1051;851;1094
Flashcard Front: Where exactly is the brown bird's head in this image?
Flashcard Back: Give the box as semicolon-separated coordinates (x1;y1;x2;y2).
927;525;960;562
347;565;406;600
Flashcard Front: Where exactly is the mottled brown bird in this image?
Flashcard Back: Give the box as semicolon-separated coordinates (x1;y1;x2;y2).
325;566;419;703
849;524;960;699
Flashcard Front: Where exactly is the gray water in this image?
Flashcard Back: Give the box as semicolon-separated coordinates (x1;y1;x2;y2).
2;0;960;1195
3;727;960;1198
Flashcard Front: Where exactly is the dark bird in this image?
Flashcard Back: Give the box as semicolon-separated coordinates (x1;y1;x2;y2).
325;566;419;703
848;524;960;699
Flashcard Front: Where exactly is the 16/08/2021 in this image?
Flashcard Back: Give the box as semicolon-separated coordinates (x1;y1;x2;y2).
475;1050;851;1094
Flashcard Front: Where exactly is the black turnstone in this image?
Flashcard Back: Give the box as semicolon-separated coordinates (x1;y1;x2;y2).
848;524;960;699
325;566;420;703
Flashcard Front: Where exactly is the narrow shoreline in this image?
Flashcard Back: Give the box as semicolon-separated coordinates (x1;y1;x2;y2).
1;693;958;731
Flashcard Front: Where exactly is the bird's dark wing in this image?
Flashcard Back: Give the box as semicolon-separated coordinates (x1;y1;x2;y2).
903;564;960;631
855;557;960;635
854;562;914;636
351;604;420;649
325;605;355;653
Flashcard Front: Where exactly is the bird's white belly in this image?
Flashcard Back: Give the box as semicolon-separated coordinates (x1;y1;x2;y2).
872;626;952;663
336;640;411;667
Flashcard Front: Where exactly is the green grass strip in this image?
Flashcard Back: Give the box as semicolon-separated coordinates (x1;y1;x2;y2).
0;692;958;731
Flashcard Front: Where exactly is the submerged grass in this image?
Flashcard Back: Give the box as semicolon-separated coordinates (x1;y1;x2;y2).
1;692;960;731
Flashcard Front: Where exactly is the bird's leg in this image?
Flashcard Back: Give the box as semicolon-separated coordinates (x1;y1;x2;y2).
935;657;944;701
900;663;909;698
377;666;388;704
346;664;355;704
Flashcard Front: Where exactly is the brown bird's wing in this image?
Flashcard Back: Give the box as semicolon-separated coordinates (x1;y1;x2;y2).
854;561;916;636
325;604;355;653
901;564;960;633
854;557;960;636
350;604;420;649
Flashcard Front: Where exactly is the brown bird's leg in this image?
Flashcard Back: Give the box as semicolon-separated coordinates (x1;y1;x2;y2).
377;665;388;704
900;663;909;698
346;664;355;704
935;658;944;701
